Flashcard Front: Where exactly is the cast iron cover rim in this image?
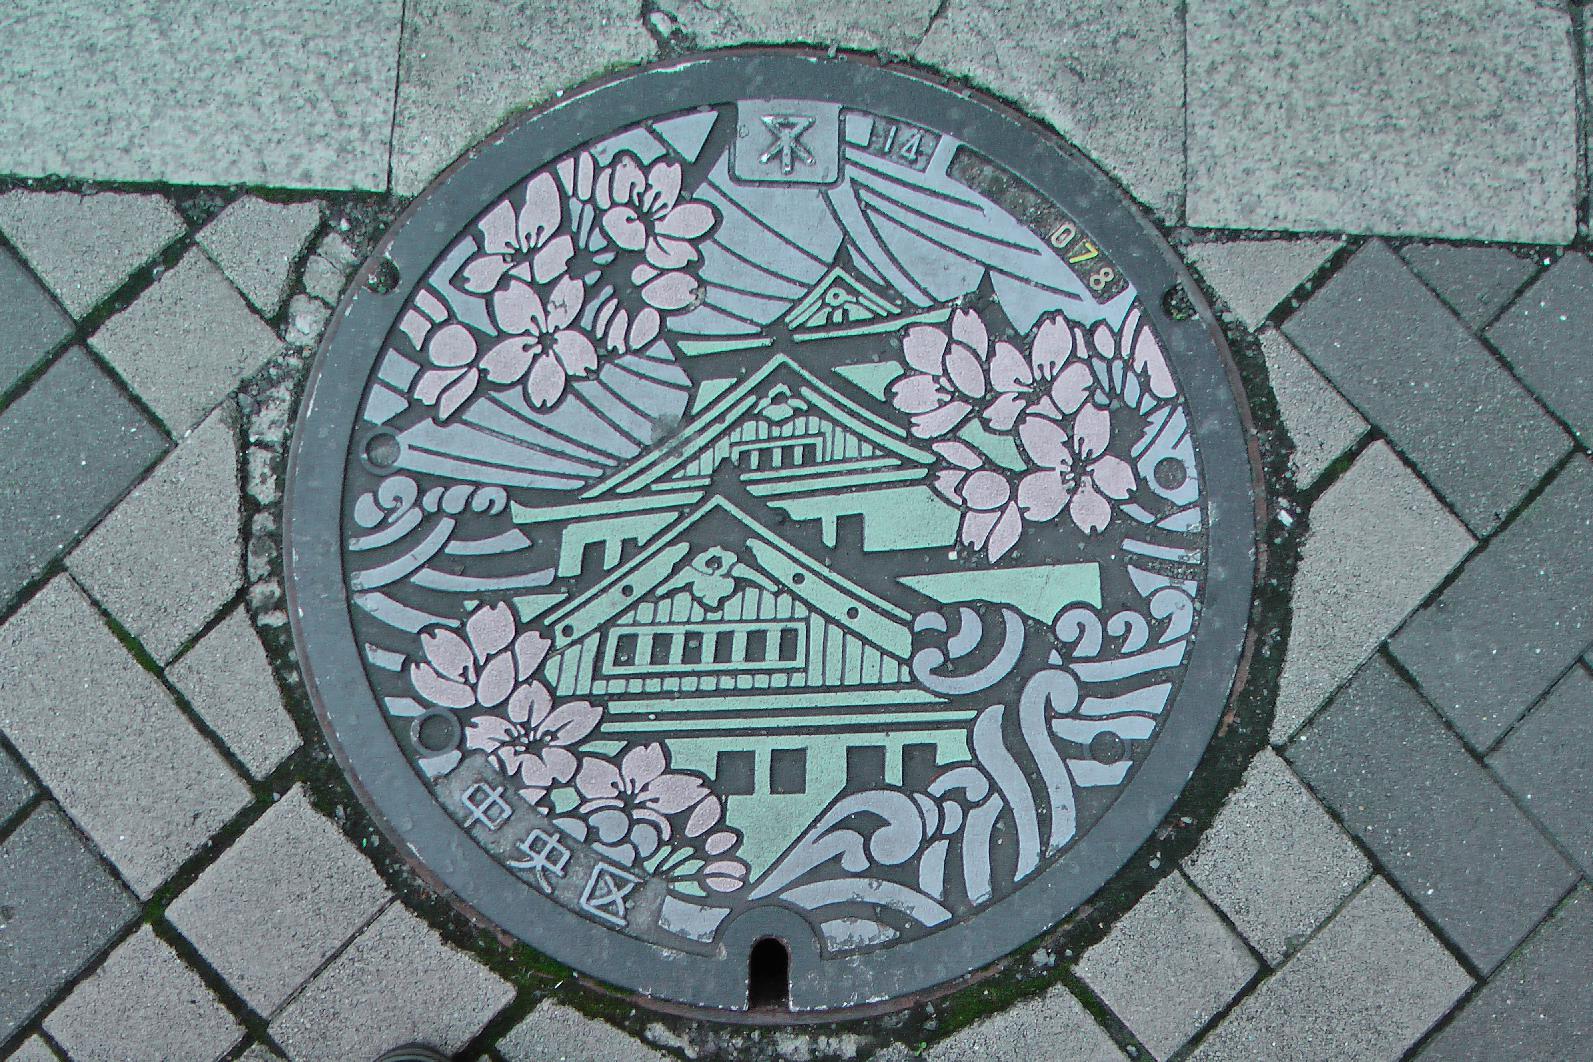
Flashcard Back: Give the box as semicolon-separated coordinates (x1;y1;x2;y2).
284;48;1258;1014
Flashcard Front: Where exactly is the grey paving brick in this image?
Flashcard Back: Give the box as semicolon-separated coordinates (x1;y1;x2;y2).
89;250;281;436
0;191;183;320
68;410;240;665
1284;241;1569;534
1184;238;1342;330
1258;328;1367;489
1078;872;1257;1058
1487;668;1593;878
923;984;1125;1062
917;0;1184;218
1184;751;1369;965
0;577;250;897
498;1002;669;1062
1288;657;1577;973
0;348;166;611
672;0;938;54
1187;0;1576;242
237;1047;284;1062
169;608;300;778
0;746;34;829
391;0;652;196
1392;457;1593;751
44;926;242;1062
1401;242;1541;331
0;3;399;191
197;198;322;318
1487;253;1593;443
269;903;512;1061
167;786;389;1016
1272;442;1472;740
1418;885;1593;1062
0;803;137;1043
1189;879;1469;1061
5;1036;61;1061
0;245;71;397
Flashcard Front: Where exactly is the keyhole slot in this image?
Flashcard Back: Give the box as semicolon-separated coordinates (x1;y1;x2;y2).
747;936;790;1010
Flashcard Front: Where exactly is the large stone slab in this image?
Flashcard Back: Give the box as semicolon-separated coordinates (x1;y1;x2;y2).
1188;879;1469;1061
169;607;300;778
44;926;242;1062
0;1;401;190
1418;886;1593;1061
391;0;652;196
499;1002;669;1062
0;190;183;320
1183;751;1369;964
1392;458;1593;751
197;198;323;318
167;786;390;1016
1187;0;1577;242
924;983;1124;1062
1078;872;1257;1058
0;244;71;397
917;0;1185;218
1487;668;1593;877
0;803;137;1042
89;251;281;436
268;904;513;1061
1487;253;1593;443
1272;442;1472;740
671;0;939;54
1289;658;1577;972
0;349;167;612
0;577;250;897
1258;328;1366;490
1284;241;1568;535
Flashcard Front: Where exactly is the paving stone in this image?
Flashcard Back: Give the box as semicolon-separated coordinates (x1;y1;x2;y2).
0;577;250;897
1187;0;1576;242
0;2;400;191
1288;657;1577;973
923;984;1125;1062
0;190;184;320
0;803;137;1043
498;1002;669;1062
1392;457;1593;751
1284;241;1569;534
917;0;1184;218
89;250;281;436
1184;238;1342;330
0;348;166;612
1401;242;1541;330
167;786;390;1016
1487;253;1593;442
1418;885;1593;1061
1183;751;1369;964
670;0;938;54
68;410;240;664
1258;328;1366;489
237;1047;284;1062
1487;668;1593;878
169;608;300;778
0;244;71;397
1077;872;1257;1058
0;746;35;829
268;904;513;1061
1188;879;1469;1061
5;1036;61;1061
1272;442;1472;740
44;926;242;1062
197;198;323;318
391;0;652;196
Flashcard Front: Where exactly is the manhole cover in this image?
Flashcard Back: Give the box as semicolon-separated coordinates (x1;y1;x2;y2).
286;52;1256;1014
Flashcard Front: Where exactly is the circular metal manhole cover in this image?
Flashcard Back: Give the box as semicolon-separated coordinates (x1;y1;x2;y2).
286;51;1256;1014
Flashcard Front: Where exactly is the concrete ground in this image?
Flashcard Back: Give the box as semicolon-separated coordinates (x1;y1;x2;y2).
1;1;1591;1059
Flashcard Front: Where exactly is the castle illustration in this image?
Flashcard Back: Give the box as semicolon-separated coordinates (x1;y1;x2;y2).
512;265;1101;875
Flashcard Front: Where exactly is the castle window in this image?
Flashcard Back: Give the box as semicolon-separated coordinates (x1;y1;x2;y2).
770;748;807;794
846;746;886;789
730;435;823;474
681;631;704;665
650;633;675;666
744;630;767;663
778;628;800;661
903;743;939;789
603;623;806;675
611;632;638;667
713;630;736;663
716;750;755;796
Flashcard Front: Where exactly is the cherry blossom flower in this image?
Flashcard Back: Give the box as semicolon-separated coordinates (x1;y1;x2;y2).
595;152;716;272
984;314;1096;431
408;603;551;710
1015;412;1136;535
455;171;574;294
464;681;600;807
930;439;1024;561
573;743;713;864
412;322;485;422
478;275;598;410
889;309;999;439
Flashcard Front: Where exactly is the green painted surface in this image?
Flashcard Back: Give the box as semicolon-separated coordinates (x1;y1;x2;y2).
897;562;1102;623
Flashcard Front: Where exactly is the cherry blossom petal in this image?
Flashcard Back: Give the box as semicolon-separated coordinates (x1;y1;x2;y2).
524;352;569;410
1092;322;1117;359
1051;361;1094;415
1072;403;1111;459
1029;315;1075;377
1018;414;1069;469
575;756;622;799
602;205;647;251
643;773;708;815
543;275;585;330
989;341;1032;393
466;603;515;660
644;235;696;271
458;254;510;294
409;662;475;709
962;470;1011;511
981;392;1027;432
479;337;539;385
1133;320;1176;398
552;329;598;378
1017;469;1067;523
685;794;722;837
959;508;999;550
986;503;1022;560
518;785;549;809
902;325;949;374
1068;479;1112;534
518;171;562;247
542;699;601;746
557;151;595;200
640;270;698;310
464;715;517;751
436;370;480;421
1091;453;1137;500
932;439;983;470
531;234;574;284
475;653;516;707
413;366;465;406
888;372;948;414
621;743;668;790
706;872;746;893
421;629;473;680
588;807;630;844
517;750;565;789
425;323;478;369
950;308;988;357
945;345;988;399
513;630;551;677
643;160;684;213
491;279;545;335
540;746;578;785
705;830;736;855
476;200;519;256
932;468;968;504
629;307;661;350
656;200;714;240
609;154;646;203
504;683;535;724
910;400;972;439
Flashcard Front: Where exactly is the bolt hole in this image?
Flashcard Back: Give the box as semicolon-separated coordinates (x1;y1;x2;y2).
747;937;790;1010
1162;283;1196;321
366;257;400;294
